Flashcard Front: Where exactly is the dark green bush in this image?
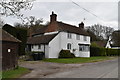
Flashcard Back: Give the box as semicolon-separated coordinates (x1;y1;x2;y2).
59;50;75;58
90;46;106;56
106;48;120;56
90;46;120;56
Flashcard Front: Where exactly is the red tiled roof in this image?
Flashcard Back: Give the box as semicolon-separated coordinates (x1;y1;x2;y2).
32;21;89;36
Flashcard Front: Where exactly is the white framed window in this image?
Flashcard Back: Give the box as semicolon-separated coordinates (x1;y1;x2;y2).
76;34;80;40
84;36;87;41
67;43;71;50
38;45;41;49
67;32;72;39
79;44;89;51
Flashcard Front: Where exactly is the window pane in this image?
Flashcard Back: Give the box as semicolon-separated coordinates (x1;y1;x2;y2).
79;45;89;51
38;45;41;49
76;34;80;40
67;43;71;49
84;36;87;41
68;33;72;39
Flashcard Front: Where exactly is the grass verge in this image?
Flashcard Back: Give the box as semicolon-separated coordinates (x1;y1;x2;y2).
43;56;117;64
2;67;30;78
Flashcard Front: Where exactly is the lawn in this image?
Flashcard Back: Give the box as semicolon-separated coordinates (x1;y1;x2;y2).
43;56;117;64
2;67;30;78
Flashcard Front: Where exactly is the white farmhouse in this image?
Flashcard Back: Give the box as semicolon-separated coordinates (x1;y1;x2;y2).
27;12;91;58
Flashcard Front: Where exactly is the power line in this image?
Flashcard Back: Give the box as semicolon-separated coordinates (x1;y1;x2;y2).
70;0;104;21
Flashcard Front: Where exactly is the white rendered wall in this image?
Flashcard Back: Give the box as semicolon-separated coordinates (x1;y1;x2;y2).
105;41;111;48
48;34;61;58
79;51;90;57
59;32;90;57
44;45;49;58
31;31;91;58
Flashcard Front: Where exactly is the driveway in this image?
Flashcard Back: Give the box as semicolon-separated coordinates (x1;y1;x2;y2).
19;58;118;78
19;61;83;78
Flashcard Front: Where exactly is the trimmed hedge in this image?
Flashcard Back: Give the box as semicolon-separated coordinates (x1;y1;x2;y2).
90;46;120;56
59;50;75;58
106;48;120;56
90;46;106;56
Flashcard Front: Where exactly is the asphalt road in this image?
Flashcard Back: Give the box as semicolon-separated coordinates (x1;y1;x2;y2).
43;59;118;78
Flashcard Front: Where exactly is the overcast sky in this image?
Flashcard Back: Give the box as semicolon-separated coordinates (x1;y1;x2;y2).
2;0;119;30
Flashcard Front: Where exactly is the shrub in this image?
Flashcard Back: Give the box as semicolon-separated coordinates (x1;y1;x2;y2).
58;50;75;58
106;48;120;56
90;46;106;56
90;46;120;56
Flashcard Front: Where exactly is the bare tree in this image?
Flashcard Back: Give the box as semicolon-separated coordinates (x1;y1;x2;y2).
0;18;4;27
0;0;34;19
87;24;114;40
14;22;24;27
24;16;43;27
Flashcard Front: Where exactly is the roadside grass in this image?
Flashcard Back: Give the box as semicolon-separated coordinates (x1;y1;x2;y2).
2;67;30;78
43;56;117;64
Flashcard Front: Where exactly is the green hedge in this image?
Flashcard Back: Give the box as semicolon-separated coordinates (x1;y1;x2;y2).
59;50;75;58
106;48;120;56
90;46;106;56
90;46;120;56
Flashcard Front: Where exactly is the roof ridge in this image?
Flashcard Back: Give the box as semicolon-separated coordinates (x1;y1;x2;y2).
2;30;21;42
57;21;78;28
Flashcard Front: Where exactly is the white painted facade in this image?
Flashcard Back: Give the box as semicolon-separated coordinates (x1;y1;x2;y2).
31;31;90;58
105;41;111;48
31;45;45;52
105;37;112;48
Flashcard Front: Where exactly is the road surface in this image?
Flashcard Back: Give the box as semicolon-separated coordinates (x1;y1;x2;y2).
43;59;118;78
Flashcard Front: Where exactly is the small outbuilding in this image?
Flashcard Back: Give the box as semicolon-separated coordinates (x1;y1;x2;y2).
0;29;21;71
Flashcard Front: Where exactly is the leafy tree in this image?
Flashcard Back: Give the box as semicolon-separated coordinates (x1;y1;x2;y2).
16;27;28;55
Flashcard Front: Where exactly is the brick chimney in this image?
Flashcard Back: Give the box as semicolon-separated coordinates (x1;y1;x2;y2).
79;22;84;28
50;11;57;22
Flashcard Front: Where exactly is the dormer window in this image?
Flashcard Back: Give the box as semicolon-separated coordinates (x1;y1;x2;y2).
67;32;72;39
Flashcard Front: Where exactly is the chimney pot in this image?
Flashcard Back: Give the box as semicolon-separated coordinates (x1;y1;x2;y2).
79;22;84;28
50;11;57;22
